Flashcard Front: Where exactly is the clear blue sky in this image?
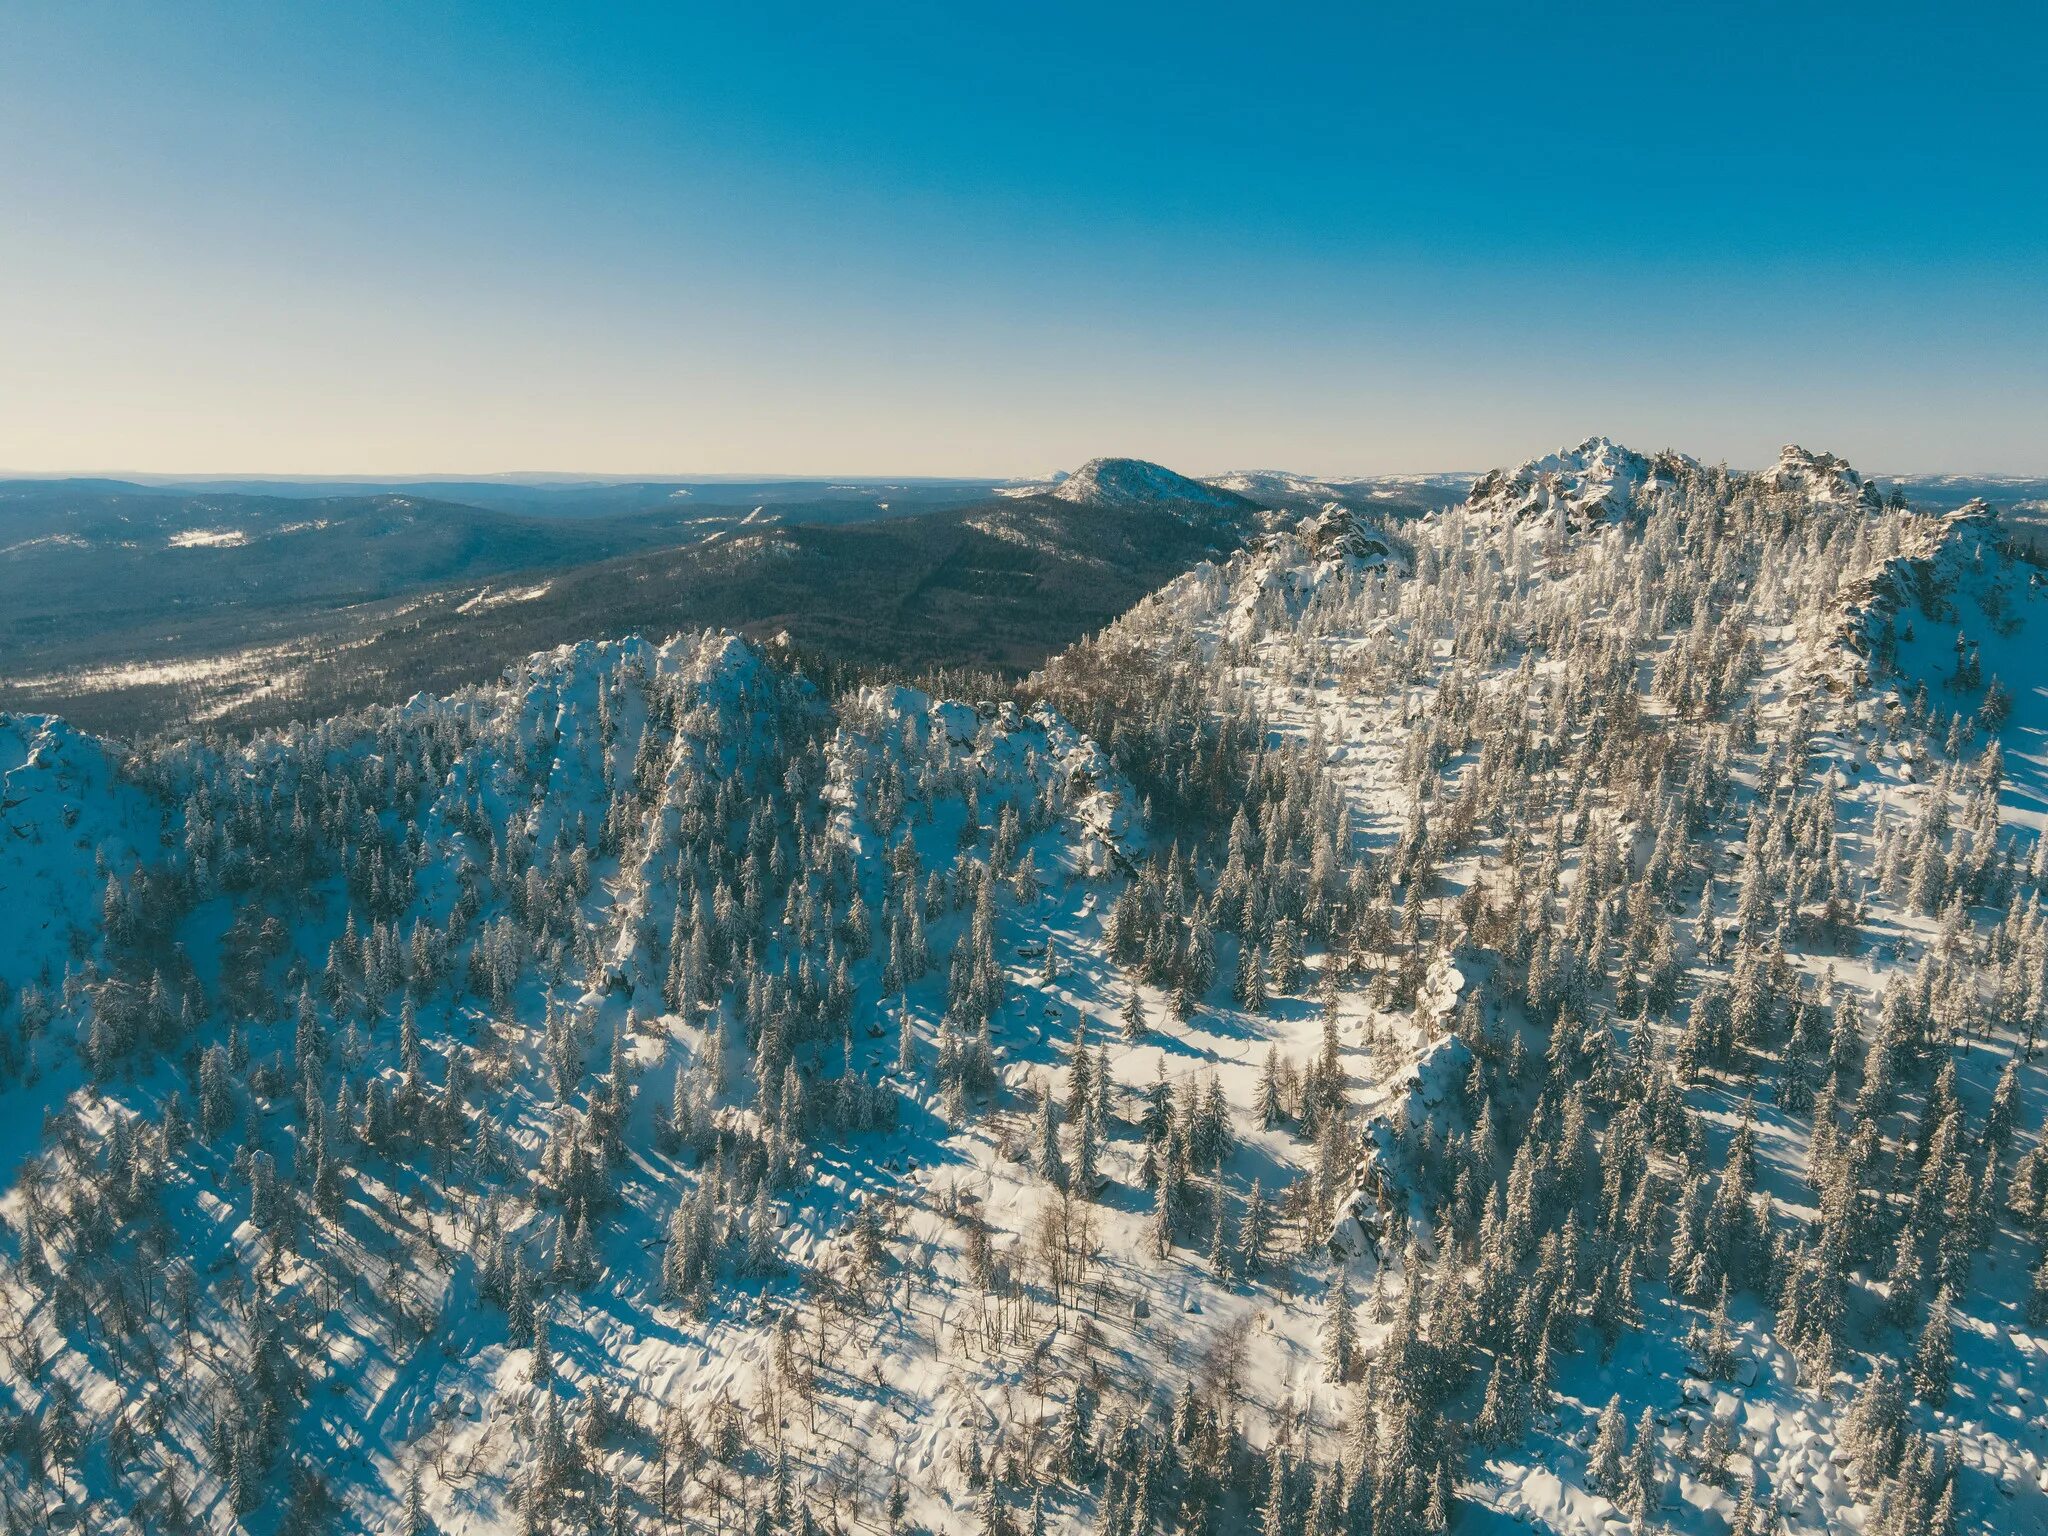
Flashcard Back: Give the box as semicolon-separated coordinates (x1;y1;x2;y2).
3;2;2042;476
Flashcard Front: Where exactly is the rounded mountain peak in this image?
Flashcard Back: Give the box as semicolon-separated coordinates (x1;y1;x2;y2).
1050;457;1257;514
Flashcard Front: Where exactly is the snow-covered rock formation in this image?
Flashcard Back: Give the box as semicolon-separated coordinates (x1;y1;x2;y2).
1761;443;1887;508
1466;434;1698;530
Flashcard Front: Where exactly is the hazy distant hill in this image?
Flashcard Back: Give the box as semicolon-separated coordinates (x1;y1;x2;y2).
0;461;1282;736
0;476;1000;698
17;473;1013;520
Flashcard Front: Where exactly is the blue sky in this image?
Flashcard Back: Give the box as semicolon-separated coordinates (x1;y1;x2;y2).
2;2;2042;475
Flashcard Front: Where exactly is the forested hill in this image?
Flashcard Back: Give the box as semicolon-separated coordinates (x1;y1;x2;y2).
0;460;1277;740
2;440;2046;1535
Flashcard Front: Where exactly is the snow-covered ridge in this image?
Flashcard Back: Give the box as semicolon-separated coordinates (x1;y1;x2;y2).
835;682;1144;871
0;621;1158;1534
1207;469;1353;502
166;527;250;549
1806;494;2021;700
455;580;554;615
1034;432;2048;1536
1464;435;1901;533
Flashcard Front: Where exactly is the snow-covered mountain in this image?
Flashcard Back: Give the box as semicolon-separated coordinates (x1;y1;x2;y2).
1046;458;1261;519
3;440;2047;1536
1036;445;2048;1535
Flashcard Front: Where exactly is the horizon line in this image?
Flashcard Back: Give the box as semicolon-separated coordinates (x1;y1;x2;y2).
3;457;2044;484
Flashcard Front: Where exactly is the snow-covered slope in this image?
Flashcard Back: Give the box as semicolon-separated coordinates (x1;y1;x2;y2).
4;439;2048;1536
0;715;168;1169
0;630;1165;1536
0;715;159;986
1036;445;2048;1536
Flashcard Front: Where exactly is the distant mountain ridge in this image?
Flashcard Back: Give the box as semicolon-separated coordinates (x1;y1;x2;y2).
8;443;2042;741
0;458;1278;736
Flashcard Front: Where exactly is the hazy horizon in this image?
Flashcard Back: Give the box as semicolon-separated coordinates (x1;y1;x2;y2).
5;448;2046;485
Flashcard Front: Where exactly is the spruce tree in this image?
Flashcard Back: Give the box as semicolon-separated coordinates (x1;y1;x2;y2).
1238;1180;1271;1276
1033;1077;1066;1191
529;1311;554;1386
1909;1288;1954;1405
1258;1046;1285;1128
1588;1394;1627;1493
1122;986;1149;1043
1624;1406;1660;1516
405;1461;432;1536
1321;1279;1358;1382
896;995;917;1075
1845;1361;1905;1487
